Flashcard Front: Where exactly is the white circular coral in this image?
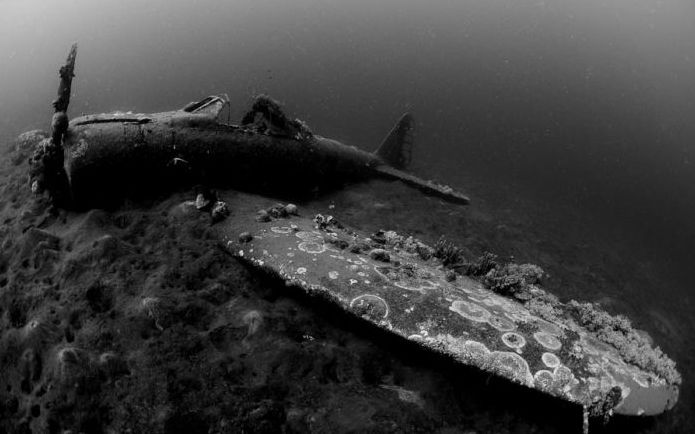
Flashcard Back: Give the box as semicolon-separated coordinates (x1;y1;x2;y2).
488;315;516;332
534;369;555;390
462;340;491;364
350;294;389;320
449;300;491;323
489;351;533;386
533;331;562;351
298;241;326;254
541;352;561;368
501;332;526;351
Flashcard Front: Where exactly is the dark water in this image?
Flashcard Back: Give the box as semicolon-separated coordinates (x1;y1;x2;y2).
1;0;694;431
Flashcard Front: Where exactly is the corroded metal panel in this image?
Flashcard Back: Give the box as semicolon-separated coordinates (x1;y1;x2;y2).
222;211;679;417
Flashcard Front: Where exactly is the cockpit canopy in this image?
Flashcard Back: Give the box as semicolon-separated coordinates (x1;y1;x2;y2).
182;95;231;124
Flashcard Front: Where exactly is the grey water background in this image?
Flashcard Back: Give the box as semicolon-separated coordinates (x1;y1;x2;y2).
1;0;694;431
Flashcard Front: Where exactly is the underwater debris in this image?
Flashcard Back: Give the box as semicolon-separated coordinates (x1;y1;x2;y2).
211;201;230;223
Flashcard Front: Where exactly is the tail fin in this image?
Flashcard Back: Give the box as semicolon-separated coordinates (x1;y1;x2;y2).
374;113;414;169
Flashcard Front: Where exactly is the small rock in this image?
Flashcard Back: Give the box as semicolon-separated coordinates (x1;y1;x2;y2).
267;203;288;218
242;310;263;337
255;210;271;222
211;201;230;223
348;242;369;254
284;203;298;215
445;270;457;282
369;248;390;262
195;193;212;211
55;347;90;384
238;232;253;243
326;238;349;250
141;297;165;331
313;214;341;230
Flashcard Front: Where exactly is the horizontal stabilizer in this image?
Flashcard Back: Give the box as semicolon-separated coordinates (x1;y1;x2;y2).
374;164;470;205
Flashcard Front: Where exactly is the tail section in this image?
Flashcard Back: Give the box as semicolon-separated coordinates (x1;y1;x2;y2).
374;113;414;169
373;113;470;205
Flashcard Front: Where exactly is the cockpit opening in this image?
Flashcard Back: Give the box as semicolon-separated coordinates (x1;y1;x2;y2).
182;95;231;125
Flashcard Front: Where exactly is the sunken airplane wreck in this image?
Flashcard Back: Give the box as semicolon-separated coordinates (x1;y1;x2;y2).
28;45;680;430
31;45;469;209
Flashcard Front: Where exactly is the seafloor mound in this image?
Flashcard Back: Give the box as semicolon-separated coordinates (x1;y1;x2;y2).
0;132;685;433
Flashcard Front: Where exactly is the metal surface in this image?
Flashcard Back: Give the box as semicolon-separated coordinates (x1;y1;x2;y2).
61;96;469;207
220;201;680;417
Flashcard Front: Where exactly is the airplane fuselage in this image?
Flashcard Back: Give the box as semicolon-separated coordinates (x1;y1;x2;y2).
64;109;381;205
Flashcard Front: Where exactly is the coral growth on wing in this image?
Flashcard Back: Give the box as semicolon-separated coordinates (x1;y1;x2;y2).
372;231;680;388
231;207;681;422
455;252;682;386
567;301;681;385
484;263;544;299
433;236;465;267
